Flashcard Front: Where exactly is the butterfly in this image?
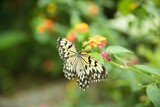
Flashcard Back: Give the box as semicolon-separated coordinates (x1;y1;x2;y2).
57;37;108;91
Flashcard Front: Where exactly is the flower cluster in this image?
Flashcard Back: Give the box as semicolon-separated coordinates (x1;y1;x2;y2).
88;35;107;48
66;22;89;42
65;25;110;62
36;19;54;33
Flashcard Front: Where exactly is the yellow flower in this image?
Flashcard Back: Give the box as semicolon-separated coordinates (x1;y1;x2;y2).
88;35;107;48
36;24;46;33
47;3;57;14
130;2;137;10
74;23;89;33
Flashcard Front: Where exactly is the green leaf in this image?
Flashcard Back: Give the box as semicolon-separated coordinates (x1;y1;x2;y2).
106;45;133;54
89;52;104;64
134;65;160;77
146;85;160;107
0;31;28;50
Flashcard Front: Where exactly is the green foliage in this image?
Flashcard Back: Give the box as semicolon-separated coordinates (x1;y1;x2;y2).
146;85;160;107
106;45;133;54
0;0;159;107
0;31;28;50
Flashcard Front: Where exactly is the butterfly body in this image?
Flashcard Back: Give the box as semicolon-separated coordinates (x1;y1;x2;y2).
57;37;108;90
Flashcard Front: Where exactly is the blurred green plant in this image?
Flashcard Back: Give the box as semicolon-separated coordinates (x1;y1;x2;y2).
0;0;160;107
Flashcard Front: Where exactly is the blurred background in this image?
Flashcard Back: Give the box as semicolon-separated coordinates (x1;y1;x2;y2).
0;0;160;107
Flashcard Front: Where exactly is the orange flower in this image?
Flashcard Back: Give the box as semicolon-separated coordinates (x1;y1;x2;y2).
89;3;99;15
66;31;76;42
88;35;107;48
44;19;54;30
74;23;89;33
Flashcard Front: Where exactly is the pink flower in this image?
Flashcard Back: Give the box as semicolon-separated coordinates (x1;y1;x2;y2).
98;44;103;48
101;51;111;61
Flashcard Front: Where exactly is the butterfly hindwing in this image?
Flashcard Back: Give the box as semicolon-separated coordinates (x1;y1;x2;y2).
63;56;77;80
80;54;108;82
77;74;90;91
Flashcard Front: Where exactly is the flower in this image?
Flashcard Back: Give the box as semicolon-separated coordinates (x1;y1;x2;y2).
130;2;137;10
88;35;107;48
36;18;54;33
47;3;57;14
89;3;99;15
66;31;76;42
101;51;111;61
43;19;54;30
74;23;89;33
36;24;46;33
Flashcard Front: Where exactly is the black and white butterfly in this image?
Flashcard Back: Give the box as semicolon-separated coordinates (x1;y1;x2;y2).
57;37;108;90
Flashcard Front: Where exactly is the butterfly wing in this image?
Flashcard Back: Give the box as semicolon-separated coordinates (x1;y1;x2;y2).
76;54;108;90
57;37;77;60
57;37;77;80
57;37;108;90
85;55;107;82
63;56;78;80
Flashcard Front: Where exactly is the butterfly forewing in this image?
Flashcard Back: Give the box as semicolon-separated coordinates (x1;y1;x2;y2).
57;37;77;80
57;37;77;60
57;37;108;91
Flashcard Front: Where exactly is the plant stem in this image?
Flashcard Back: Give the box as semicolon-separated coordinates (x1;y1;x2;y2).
108;61;155;81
